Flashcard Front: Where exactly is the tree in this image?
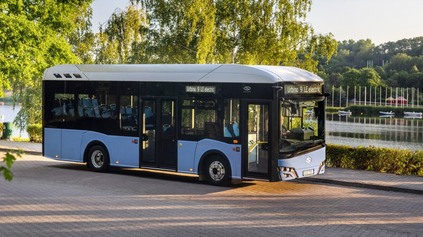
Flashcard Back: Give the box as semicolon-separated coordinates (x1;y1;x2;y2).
373;37;423;66
0;1;93;131
68;6;96;64
387;53;413;72
134;0;337;70
359;68;383;87
96;4;148;64
323;39;374;74
340;68;361;88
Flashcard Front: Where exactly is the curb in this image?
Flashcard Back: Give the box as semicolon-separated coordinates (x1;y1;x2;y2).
302;177;423;195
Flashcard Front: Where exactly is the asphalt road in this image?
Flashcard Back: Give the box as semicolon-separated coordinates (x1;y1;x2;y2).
1;153;422;237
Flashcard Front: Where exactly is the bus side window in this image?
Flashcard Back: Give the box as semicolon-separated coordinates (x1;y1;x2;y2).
224;99;240;138
120;95;139;132
52;94;75;118
181;99;218;138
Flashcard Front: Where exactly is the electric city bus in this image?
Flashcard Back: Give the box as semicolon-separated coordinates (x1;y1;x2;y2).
42;64;326;185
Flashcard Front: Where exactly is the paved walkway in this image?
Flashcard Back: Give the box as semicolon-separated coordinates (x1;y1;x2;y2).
0;140;42;155
0;140;422;194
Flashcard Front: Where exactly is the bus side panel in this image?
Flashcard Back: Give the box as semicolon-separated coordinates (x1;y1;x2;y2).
44;128;62;159
177;140;197;173
80;132;139;168
62;129;85;162
278;146;326;180
194;139;242;180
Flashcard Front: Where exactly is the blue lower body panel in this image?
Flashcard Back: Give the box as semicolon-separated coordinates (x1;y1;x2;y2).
44;128;139;168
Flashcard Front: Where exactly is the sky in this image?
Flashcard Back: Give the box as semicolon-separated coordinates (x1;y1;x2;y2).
91;0;423;45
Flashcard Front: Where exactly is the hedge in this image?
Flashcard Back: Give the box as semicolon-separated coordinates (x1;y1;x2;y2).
26;124;42;143
326;144;423;176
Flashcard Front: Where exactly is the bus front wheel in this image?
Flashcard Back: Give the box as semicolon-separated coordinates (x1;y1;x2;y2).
86;145;109;172
204;156;231;186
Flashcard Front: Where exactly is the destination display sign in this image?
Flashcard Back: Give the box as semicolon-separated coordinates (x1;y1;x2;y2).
284;83;322;95
185;85;216;94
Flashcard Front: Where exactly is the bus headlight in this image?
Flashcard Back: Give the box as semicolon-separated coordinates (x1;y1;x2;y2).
278;167;298;181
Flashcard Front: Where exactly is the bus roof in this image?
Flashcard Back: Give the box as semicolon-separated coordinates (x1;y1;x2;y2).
43;64;323;84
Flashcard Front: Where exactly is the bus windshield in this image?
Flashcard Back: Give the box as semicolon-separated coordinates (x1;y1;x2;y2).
279;99;324;156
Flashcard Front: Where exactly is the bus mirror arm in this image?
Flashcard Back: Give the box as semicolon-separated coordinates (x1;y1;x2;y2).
141;134;149;141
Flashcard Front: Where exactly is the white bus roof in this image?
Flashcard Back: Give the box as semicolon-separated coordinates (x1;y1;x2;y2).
43;64;323;84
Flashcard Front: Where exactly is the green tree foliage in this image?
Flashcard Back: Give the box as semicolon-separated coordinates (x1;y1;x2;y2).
340;68;361;88
373;37;423;65
359;68;383;87
322;37;423;91
1;151;21;181
0;0;92;130
68;6;96;64
323;39;374;74
129;0;217;64
127;0;337;70
96;4;148;64
339;67;383;88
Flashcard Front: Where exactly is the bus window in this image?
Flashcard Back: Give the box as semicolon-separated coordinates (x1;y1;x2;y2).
181;99;218;138
224;99;240;138
120;95;139;131
51;93;75;118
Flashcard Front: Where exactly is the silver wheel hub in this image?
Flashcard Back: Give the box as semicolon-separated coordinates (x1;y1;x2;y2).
208;161;225;181
91;150;104;168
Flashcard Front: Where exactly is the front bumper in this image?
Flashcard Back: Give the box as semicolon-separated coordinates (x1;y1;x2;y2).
277;146;326;181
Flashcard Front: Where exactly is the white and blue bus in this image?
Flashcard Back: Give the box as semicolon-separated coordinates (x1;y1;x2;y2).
43;64;326;185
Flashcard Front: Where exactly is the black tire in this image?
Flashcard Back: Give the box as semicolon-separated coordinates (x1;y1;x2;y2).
203;155;231;186
86;145;109;172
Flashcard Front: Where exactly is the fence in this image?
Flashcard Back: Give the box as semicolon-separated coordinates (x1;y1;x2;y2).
328;86;422;108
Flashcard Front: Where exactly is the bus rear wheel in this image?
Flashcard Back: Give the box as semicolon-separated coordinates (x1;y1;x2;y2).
204;156;231;186
87;145;109;172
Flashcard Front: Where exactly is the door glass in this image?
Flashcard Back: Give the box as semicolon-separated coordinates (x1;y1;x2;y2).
247;104;269;174
142;100;156;163
159;100;177;167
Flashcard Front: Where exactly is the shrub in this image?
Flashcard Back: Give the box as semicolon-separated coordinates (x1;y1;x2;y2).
26;124;42;143
326;144;423;177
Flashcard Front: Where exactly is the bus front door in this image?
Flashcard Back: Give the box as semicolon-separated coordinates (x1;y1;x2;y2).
243;102;270;179
140;99;177;169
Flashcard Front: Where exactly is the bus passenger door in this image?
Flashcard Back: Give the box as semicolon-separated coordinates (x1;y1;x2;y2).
140;100;156;164
242;102;270;179
140;98;177;169
158;99;177;168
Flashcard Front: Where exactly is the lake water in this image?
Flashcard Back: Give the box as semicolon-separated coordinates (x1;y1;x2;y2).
0;105;28;138
326;114;423;151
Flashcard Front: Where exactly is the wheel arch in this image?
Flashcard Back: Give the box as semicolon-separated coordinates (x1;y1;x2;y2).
83;140;110;164
197;150;232;181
